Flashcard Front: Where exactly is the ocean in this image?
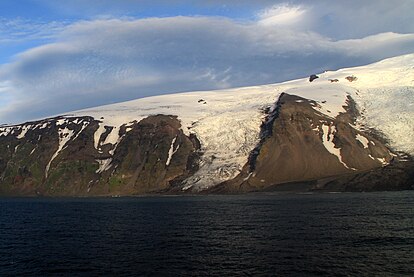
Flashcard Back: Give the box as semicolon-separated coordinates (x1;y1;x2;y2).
1;191;413;276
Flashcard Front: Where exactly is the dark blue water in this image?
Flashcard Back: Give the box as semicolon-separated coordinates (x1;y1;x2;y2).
1;192;413;276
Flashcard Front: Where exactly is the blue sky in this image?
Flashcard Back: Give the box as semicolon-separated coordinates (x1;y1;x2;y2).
0;0;414;124
0;1;246;63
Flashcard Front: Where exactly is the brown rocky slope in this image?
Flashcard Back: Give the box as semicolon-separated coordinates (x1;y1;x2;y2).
209;93;412;193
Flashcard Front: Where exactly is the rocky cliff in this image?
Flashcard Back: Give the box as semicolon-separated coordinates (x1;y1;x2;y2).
0;115;200;196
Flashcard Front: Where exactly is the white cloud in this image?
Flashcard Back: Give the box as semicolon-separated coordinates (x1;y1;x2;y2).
258;4;306;26
293;0;414;39
0;9;413;124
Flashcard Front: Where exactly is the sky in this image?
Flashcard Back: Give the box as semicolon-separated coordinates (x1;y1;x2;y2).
0;0;413;124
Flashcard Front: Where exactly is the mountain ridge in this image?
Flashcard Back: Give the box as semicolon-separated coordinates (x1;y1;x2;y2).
0;54;413;196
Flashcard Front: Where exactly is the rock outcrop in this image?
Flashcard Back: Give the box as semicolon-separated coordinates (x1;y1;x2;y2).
309;74;319;82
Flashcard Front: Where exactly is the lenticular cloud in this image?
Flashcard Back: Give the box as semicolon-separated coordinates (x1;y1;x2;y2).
0;15;413;124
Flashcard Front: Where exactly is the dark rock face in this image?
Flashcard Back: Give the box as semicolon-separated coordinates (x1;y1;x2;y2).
314;161;414;192
309;74;319;82
0;116;98;196
0;115;200;196
211;93;399;193
98;115;200;195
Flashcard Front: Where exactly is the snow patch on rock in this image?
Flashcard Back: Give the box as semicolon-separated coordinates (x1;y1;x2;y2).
96;158;113;174
166;136;179;166
17;125;31;139
356;134;369;149
72;120;90;141
0;127;13;137
321;124;353;170
45;127;75;177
